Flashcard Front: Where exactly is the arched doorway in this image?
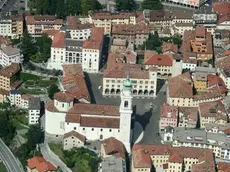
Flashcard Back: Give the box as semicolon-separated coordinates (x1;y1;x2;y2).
105;89;109;94
133;89;137;95
116;89;121;94
111;89;115;94
138;90;143;95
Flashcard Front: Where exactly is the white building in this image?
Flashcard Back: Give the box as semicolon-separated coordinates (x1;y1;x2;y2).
0;17;12;37
66;16;92;40
28;97;40;125
103;68;157;98
82;27;104;73
45;76;133;152
47;31;83;70
0;45;22;67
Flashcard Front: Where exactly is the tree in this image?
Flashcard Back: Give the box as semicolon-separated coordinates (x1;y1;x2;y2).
66;0;82;16
48;84;60;99
81;0;92;15
19;30;37;64
115;0;136;11
26;124;44;150
142;0;163;10
56;0;66;19
37;34;52;62
172;34;182;47
48;0;57;15
0;110;16;145
140;32;162;53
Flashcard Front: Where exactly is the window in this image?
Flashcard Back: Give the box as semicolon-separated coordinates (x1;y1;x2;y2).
92;128;94;131
74;127;76;130
83;128;85;130
124;101;128;107
109;129;112;132
101;129;103;131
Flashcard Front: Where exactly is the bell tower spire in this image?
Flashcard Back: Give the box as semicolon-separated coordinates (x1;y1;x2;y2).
119;71;133;153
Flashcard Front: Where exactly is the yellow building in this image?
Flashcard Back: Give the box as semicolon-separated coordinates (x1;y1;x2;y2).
132;144;216;172
89;11;137;35
11;15;23;38
193;72;207;92
0;63;20;91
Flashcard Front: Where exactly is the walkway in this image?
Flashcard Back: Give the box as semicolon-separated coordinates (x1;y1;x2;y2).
0;139;24;172
40;142;72;172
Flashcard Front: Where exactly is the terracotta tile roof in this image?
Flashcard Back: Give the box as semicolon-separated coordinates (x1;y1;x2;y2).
144;54;173;66
68;103;119;116
106;53;142;70
80;116;120;128
82;27;104;49
168;72;193;98
132;145;215;171
0;63;20;78
0;35;12;46
27;156;56;172
215;56;230;71
193;90;223;101
160;103;178;119
82;40;101;49
112;24;150;35
65;113;81;123
42;30;60;37
62;75;90;102
45;100;59;112
66;16;93;30
224;128;230;135
0;89;8;95
178;107;198;121
64;130;86;143
162;42;178;54
182;26;213;60
218;162;230;172
199;100;227;121
132;146;153;168
207;75;227;94
195;25;206;37
51;31;65;48
102;137;126;159
104;68;149;79
11;80;22;90
54;91;74;102
212;2;230;16
218;14;230;24
26;15;63;25
90;11;136;20
62;64;83;77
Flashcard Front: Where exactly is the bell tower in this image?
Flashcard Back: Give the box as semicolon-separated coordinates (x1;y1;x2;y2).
119;72;133;153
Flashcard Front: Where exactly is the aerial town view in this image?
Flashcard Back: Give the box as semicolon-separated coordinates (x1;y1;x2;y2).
0;0;229;171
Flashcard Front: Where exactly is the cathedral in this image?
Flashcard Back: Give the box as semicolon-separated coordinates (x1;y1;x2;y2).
45;75;133;152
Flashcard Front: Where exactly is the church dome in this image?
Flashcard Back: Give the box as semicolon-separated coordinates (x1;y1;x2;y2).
123;78;132;90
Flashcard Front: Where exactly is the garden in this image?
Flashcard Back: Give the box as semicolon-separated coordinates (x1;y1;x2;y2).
19;72;58;95
49;143;101;172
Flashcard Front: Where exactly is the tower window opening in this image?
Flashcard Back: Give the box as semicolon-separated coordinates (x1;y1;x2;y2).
124;101;128;107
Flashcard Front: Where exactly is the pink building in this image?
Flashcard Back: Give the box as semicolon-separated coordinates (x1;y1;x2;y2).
160;103;178;130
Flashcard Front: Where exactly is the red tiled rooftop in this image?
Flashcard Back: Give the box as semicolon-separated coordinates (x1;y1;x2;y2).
162;42;178;54
218;162;230;172
102;137;126;159
27;156;56;172
80;116;120;128
144;54;173;66
54;91;74;102
51;32;65;48
160;103;178;119
64;130;86;143
68;103;119;116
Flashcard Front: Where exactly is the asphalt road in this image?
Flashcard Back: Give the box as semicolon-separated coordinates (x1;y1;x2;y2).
0;139;24;172
86;73;166;144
